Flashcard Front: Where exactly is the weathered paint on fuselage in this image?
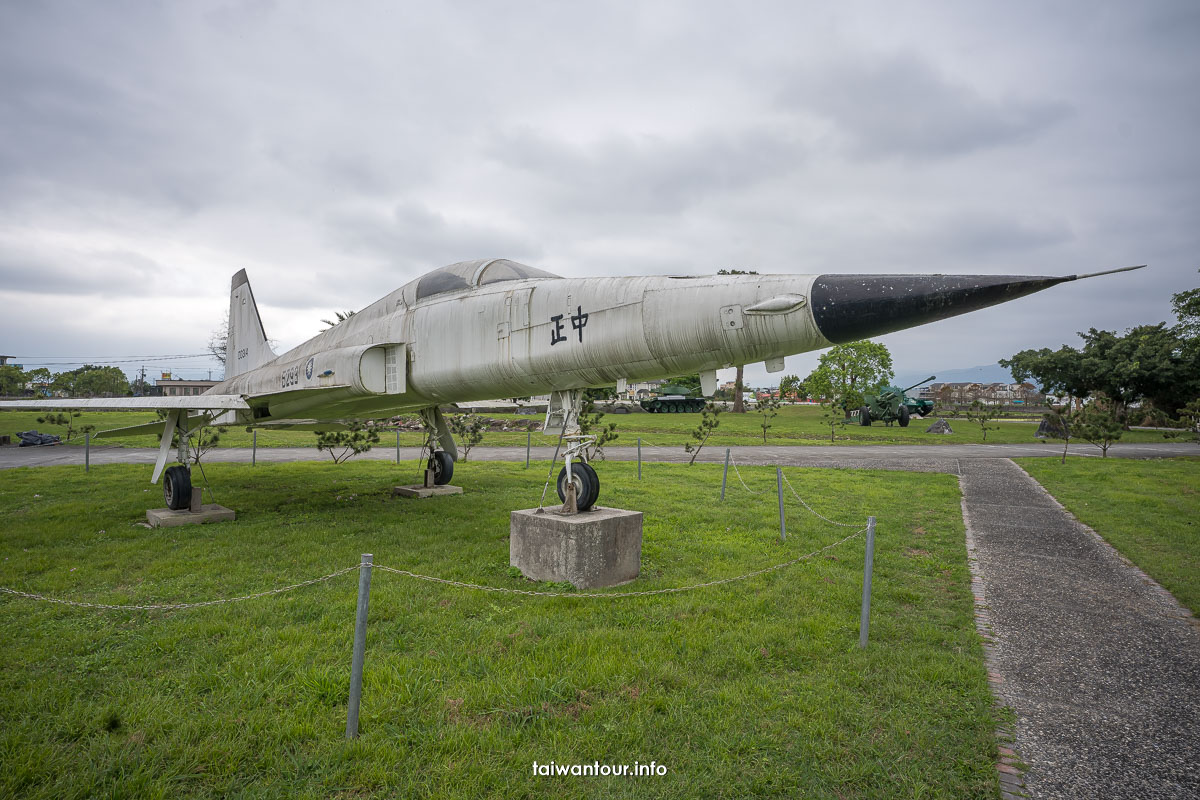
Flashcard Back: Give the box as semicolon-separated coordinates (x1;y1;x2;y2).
207;273;833;426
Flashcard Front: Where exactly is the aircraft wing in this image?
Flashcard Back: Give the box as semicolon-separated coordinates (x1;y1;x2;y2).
0;396;250;412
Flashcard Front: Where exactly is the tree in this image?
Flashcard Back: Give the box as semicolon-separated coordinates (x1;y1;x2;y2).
755;395;781;443
1072;401;1123;457
49;365;130;398
684;402;722;465
965;400;1000;441
578;395;619;461
1002;323;1200;425
37;412;95;442
819;396;844;443
315;421;380;464
1172;270;1199;337
448;413;486;462
718;269;758;412
1165;398;1200;443
1041;405;1075;465
321;310;356;329
0;365;26;396
803;340;894;418
777;374;802;402
208;308;229;366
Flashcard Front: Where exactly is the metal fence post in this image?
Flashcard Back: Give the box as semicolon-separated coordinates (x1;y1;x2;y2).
85;432;90;472
776;467;785;541
396;430;401;465
252;430;257;466
859;516;877;648
346;553;374;739
720;448;730;500
526;430;531;468
637;438;642;480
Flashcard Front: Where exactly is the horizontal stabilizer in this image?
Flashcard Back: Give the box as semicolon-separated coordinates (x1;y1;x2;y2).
91;413;214;439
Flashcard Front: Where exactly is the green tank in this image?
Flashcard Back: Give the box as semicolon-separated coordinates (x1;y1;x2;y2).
639;384;707;413
858;376;936;427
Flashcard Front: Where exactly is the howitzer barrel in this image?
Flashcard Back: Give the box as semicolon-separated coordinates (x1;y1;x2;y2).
902;375;937;394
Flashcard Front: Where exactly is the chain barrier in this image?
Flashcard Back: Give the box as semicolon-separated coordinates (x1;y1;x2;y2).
729;456;767;495
374;528;864;598
0;565;359;611
779;471;862;528
0;526;867;610
727;455;862;528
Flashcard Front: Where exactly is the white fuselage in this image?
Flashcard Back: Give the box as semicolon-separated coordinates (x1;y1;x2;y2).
210;273;832;426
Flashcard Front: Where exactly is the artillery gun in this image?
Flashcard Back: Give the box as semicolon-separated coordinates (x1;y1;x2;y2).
858;376;936;427
640;384;707;413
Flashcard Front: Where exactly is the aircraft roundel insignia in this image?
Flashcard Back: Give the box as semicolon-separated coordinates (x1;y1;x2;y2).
305;357;314;380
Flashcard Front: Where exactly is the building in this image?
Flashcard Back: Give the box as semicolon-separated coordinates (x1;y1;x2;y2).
926;381;1044;407
155;373;219;397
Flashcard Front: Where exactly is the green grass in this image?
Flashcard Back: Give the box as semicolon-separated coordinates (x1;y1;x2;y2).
1015;457;1200;615
1;460;999;798
1;405;1169;450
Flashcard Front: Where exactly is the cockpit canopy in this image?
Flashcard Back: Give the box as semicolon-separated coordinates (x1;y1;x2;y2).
401;259;560;305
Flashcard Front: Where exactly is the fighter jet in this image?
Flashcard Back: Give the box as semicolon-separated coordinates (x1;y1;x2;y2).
0;259;1143;511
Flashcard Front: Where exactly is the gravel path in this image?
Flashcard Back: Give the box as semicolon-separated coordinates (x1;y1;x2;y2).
961;458;1200;799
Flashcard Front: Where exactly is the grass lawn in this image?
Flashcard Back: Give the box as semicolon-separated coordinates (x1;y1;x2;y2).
1;460;1000;798
1015;457;1200;615
1;405;1169;450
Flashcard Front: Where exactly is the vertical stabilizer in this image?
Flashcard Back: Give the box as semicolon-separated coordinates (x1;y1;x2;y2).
227;269;275;378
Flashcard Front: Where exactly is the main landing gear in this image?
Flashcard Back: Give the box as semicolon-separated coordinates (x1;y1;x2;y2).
554;433;600;512
427;450;454;485
419;406;458;487
163;464;192;510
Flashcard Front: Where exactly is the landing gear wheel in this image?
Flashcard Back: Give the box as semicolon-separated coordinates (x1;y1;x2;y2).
859;406;872;426
557;462;600;511
898;405;911;428
428;451;454;485
163;465;192;510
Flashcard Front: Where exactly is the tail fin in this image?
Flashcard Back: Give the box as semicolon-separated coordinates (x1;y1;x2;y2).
227;269;275;378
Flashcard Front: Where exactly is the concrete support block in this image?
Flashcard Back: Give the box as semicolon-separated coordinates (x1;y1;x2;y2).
392;484;464;498
146;505;236;528
510;507;643;589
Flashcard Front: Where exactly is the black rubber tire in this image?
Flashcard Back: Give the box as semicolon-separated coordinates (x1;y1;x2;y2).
163;465;192;510
557;462;600;511
898;405;911;428
428;450;454;485
859;406;872;426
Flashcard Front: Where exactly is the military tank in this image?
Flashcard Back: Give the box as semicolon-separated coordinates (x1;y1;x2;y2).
858;376;936;427
640;384;707;413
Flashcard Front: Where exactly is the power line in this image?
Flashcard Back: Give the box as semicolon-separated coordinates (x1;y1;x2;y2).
12;354;216;365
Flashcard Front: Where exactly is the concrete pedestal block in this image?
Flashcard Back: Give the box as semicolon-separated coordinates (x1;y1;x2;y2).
146;504;236;528
510;507;643;589
392;484;464;498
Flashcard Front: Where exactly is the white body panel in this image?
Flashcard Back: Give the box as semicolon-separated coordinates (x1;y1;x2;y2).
194;272;832;427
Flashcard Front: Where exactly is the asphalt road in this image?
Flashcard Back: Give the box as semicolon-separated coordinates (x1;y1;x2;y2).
2;441;1198;472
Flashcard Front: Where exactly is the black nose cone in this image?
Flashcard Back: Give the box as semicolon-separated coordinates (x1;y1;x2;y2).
809;273;1071;344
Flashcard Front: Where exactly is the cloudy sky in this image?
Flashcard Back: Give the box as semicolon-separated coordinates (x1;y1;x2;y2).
1;1;1196;387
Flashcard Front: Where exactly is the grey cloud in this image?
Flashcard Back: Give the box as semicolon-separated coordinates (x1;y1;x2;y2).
778;52;1070;160
487;127;804;216
323;200;545;293
0;242;168;298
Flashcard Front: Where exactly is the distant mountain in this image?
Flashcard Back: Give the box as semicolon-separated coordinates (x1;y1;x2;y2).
894;364;1015;388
